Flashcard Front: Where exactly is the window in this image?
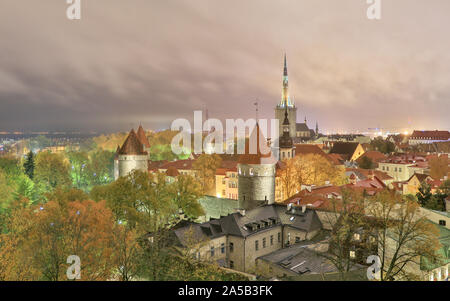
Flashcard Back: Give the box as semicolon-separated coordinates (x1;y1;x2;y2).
221;243;225;254
394;167;397;172
278;232;281;243
350;251;356;258
382;166;385;171
210;246;215;257
354;233;360;241
295;236;301;243
229;242;234;253
222;190;226;196
262;238;266;248
439;220;446;226
399;168;402;172
229;261;234;269
255;240;259;251
287;233;291;244
270;235;274;246
386;167;389;171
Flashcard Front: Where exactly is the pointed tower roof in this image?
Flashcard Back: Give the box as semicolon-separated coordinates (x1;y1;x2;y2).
136;125;151;148
238;124;277;165
114;145;120;159
283;53;288;77
118;129;147;155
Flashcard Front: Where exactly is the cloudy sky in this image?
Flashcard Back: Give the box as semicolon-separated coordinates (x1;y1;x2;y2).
0;0;449;133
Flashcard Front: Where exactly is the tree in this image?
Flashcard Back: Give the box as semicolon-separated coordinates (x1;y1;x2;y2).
86;150;115;187
34;152;71;194
193;154;222;195
416;182;432;207
429;155;448;180
319;188;370;280
23;151;35;180
111;225;143;281
365;190;441;281
0;197;115;281
170;174;204;219
67;151;90;190
359;156;374;169
370;137;395;154
91;171;204;233
278;154;347;199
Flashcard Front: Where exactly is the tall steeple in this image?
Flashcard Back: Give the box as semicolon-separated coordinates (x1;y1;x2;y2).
316;121;319;136
280;54;292;107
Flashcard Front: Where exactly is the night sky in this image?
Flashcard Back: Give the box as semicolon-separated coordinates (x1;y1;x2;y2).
1;0;449;133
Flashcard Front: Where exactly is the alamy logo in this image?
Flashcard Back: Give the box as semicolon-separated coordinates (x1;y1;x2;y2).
170;111;280;162
366;255;381;280
367;0;382;20
66;255;81;280
66;0;81;20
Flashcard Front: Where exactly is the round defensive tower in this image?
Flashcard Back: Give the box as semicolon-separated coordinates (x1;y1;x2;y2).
238;124;277;210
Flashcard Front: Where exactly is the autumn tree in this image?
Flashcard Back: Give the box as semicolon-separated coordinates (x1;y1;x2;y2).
0;196;116;281
278;154;347;199
365;190;441;281
429;155;449;180
193;154;222;195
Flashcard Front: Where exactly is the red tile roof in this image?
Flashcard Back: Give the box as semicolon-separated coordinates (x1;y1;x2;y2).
356;151;386;163
410;130;450;140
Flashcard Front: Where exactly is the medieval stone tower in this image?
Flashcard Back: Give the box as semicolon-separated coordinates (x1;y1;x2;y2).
237;124;277;210
275;54;297;139
114;125;150;180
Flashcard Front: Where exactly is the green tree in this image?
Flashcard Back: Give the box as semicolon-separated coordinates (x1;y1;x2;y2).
86;150;115;187
34;152;71;194
23;151;35;180
416;182;432;207
359;156;374;169
370;137;395;154
67;151;90;190
193;154;222;195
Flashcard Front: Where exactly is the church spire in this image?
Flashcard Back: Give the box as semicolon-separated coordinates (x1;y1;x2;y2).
280;53;291;107
283;53;288;77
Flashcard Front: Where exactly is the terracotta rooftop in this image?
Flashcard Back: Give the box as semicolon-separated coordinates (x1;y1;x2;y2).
410;130;450;140
356;151;386;163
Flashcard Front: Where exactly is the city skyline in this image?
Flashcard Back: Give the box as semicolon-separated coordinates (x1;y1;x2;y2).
1;0;449;133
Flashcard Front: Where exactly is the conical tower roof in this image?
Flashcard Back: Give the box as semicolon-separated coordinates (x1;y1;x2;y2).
118;129;147;155
238;124;277;165
136;125;151;148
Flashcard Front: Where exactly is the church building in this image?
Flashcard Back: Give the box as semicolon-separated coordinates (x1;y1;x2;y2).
274;55;319;143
